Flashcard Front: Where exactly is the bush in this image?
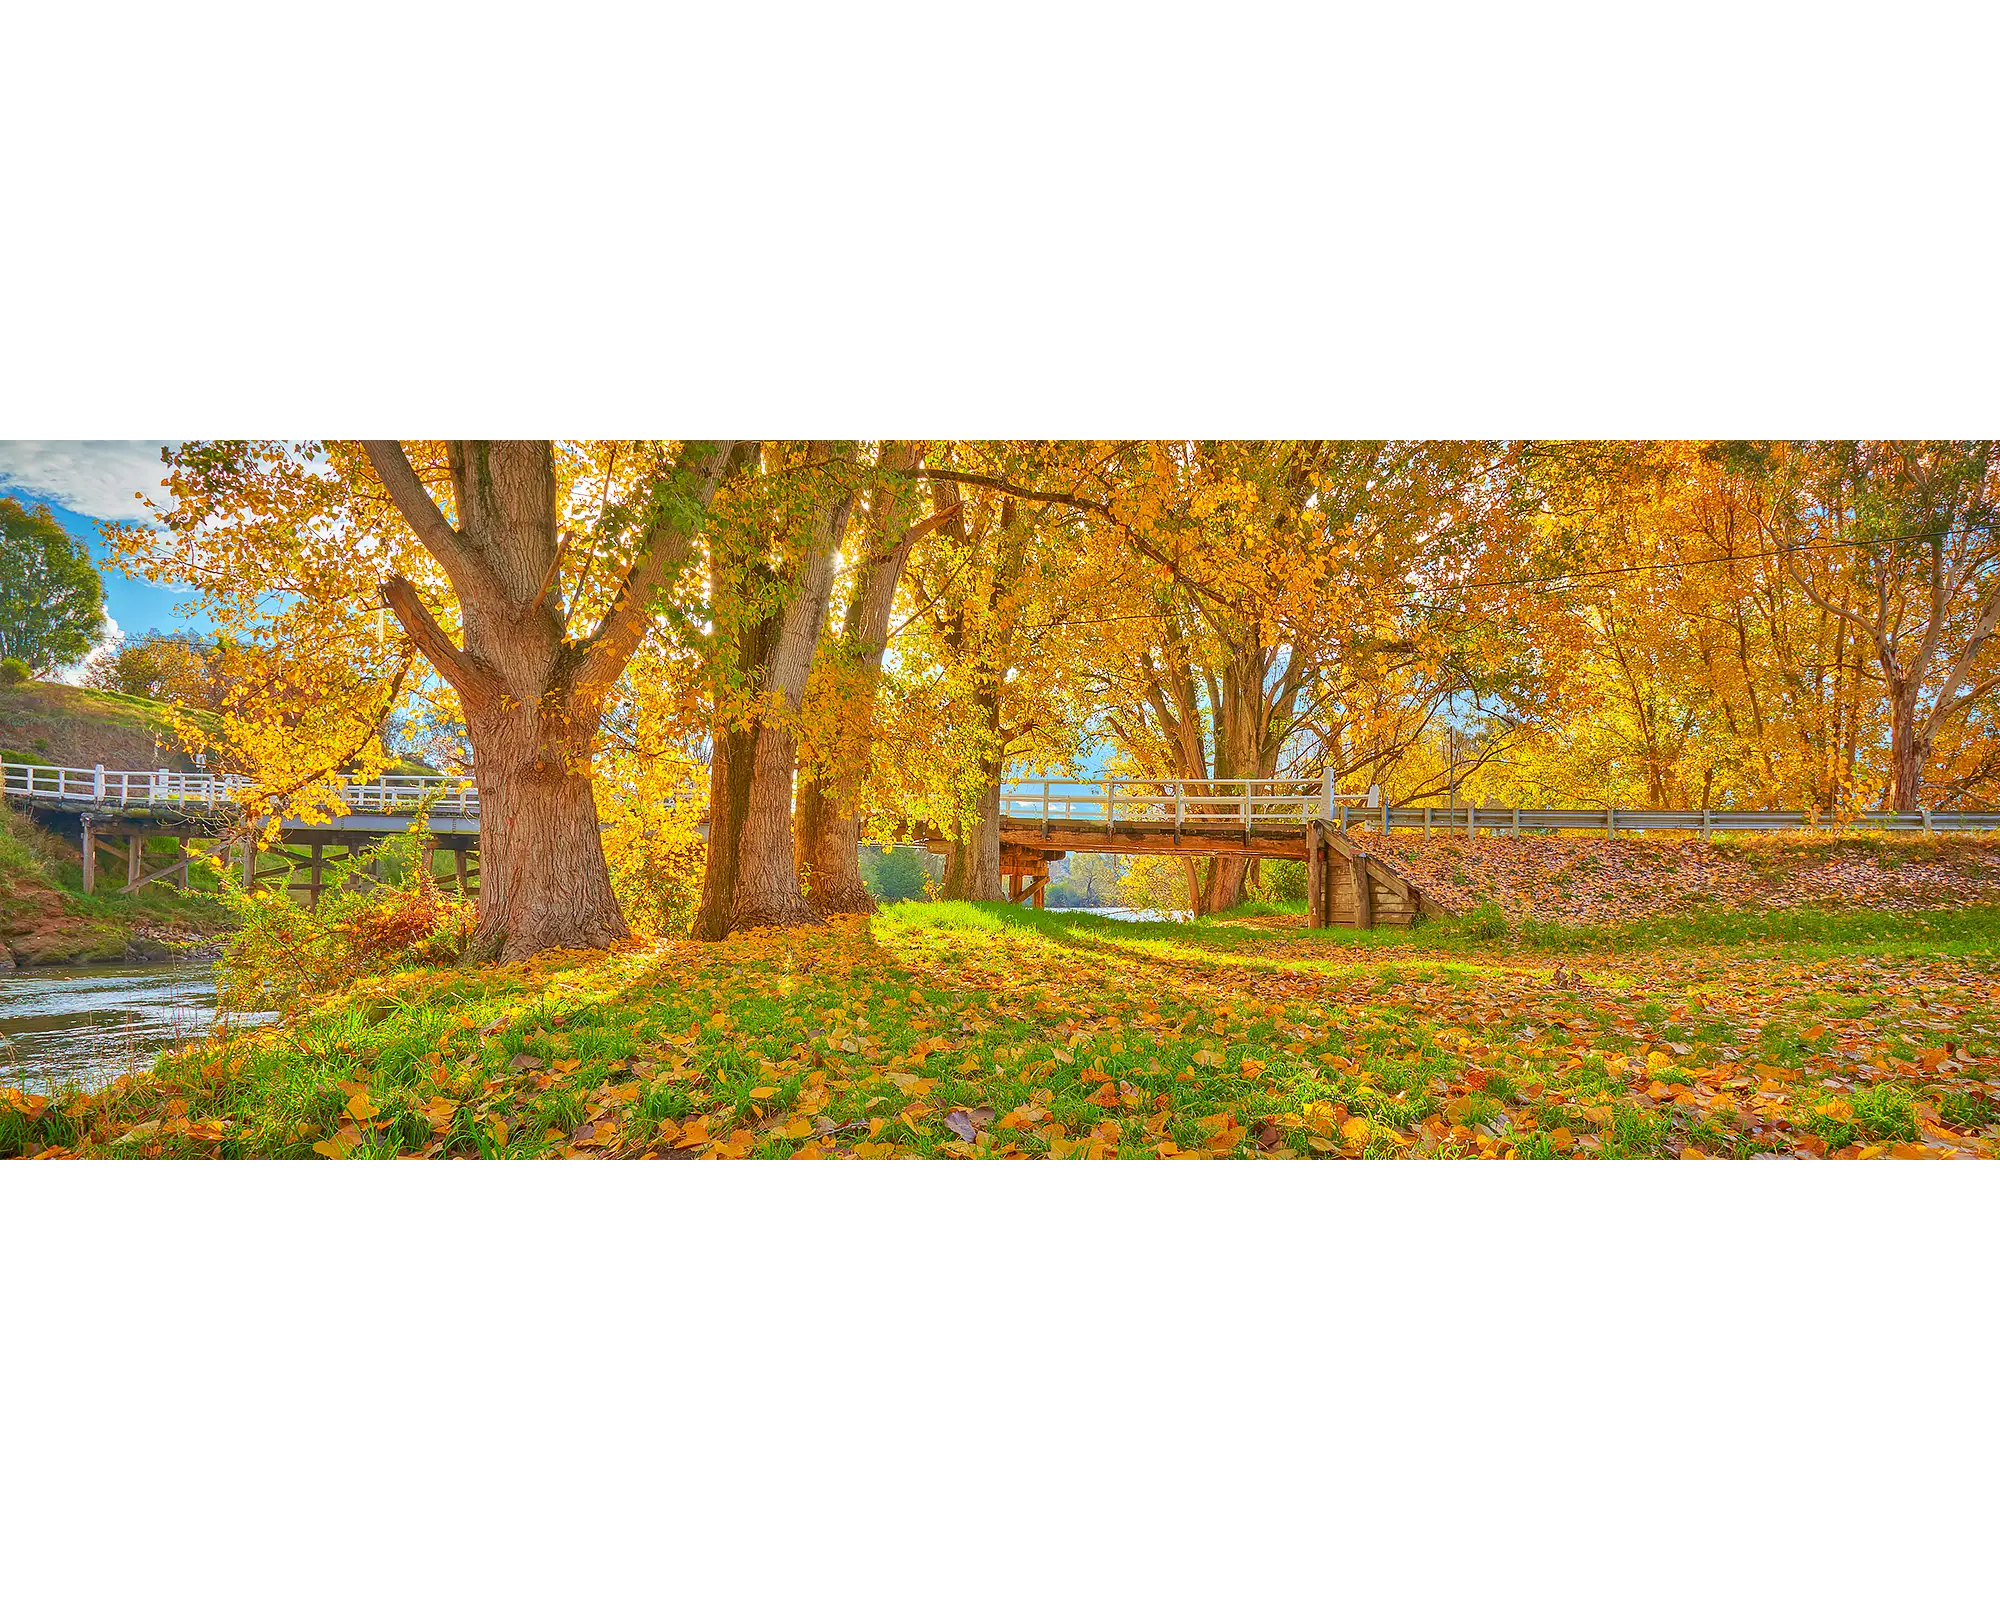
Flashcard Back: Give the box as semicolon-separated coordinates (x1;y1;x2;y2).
218;861;473;1011
0;658;29;687
1263;859;1306;900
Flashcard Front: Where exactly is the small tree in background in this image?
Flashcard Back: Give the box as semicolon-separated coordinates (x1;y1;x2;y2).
858;844;931;904
83;629;213;701
0;498;107;676
1117;855;1190;913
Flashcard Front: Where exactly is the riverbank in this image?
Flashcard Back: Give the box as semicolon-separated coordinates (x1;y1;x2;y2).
0;804;232;968
8;899;1998;1160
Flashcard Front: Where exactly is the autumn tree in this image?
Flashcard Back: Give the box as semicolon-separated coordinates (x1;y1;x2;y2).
360;440;748;958
692;443;857;938
110;440;744;961
892;444;1102;901
793;441;935;915
1083;441;1510;910
1731;440;2000;810
84;629;213;702
1488;441;2000;813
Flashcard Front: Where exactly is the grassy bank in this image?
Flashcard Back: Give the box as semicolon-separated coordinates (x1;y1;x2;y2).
0;680;217;771
7;897;1998;1160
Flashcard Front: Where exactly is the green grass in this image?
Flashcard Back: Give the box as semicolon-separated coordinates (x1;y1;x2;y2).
12;888;2000;1161
1276;902;2000;958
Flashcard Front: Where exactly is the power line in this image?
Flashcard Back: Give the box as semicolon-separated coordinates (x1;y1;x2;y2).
1419;530;1941;599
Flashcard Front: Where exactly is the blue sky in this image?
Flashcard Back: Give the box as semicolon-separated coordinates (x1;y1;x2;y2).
0;440;204;647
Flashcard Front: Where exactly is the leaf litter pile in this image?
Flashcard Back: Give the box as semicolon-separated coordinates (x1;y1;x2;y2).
6;902;1999;1160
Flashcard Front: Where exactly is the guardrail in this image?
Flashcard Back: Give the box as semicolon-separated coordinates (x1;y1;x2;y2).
2;763;480;817
1334;801;2000;838
15;760;1999;839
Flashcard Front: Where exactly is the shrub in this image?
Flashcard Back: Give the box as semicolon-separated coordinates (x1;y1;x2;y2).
0;657;30;686
598;774;706;938
1263;859;1306;900
1458;903;1511;942
218;861;473;1011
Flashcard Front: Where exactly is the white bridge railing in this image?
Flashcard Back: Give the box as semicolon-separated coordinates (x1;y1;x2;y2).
999;776;2000;837
2;763;480;817
1001;775;1364;831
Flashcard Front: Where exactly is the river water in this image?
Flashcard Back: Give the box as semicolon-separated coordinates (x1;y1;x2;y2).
1047;906;1191;923
0;961;275;1093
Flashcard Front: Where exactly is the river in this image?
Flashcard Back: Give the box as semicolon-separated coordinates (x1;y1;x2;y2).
1046;906;1191;923
0;961;275;1093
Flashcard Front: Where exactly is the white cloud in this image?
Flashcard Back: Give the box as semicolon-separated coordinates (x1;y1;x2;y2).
0;440;179;523
53;614;126;686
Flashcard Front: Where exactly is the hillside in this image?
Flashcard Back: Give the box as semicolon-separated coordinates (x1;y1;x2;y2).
0;681;209;771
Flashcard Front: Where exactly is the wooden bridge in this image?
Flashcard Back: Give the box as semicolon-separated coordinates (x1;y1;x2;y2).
928;776;1432;928
2;762;481;905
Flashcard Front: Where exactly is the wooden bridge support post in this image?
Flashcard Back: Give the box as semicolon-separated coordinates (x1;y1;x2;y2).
455;848;468;899
309;842;324;909
126;831;142;891
1305;822;1324;929
176;828;190;891
81;816;95;894
1352;850;1375;931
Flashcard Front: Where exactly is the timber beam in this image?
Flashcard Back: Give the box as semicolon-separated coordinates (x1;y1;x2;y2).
994;823;1313;860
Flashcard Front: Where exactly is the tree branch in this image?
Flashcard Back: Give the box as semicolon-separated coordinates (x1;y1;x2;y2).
359;441;503;613
917;468;1128;530
379;574;489;704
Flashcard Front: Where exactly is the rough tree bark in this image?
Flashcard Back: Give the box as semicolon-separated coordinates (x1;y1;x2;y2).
694;453;853;938
926;482;1023;904
795;443;927;915
361;439;738;962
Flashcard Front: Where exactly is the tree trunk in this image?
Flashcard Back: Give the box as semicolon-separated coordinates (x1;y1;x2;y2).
1199;855;1249;915
692;665;761;943
796;787;874;915
467;693;626;957
693;455;853;938
942;779;1002;901
942;788;1001;902
795;443;925;917
1889;678;1928;810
